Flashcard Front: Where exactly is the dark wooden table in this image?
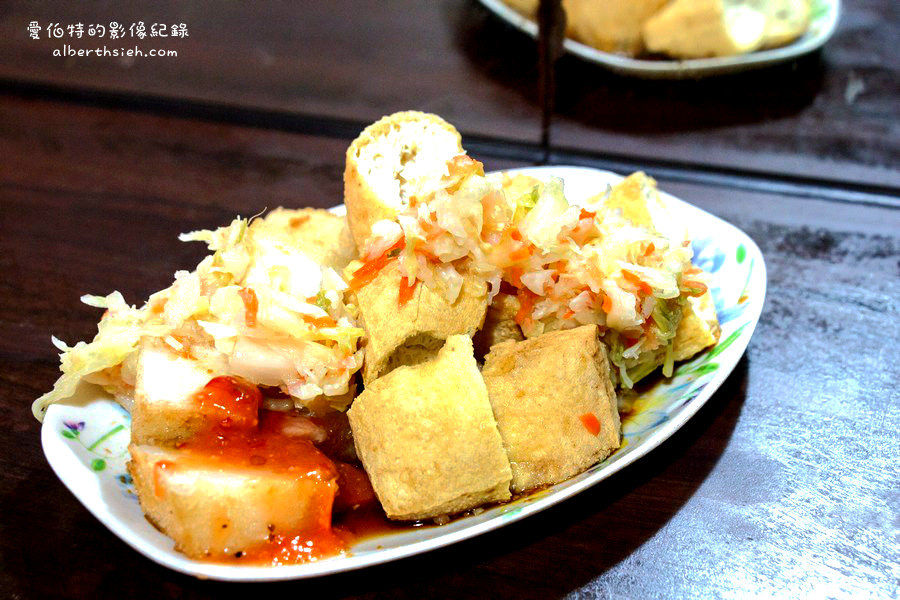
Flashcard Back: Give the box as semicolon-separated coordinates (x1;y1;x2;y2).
1;2;898;598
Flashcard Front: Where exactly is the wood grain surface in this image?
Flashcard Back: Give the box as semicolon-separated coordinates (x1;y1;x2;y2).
0;0;897;189
1;91;898;599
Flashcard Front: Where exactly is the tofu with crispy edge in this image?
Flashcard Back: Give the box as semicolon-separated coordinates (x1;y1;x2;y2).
563;0;669;55
674;284;721;361
473;292;524;359
129;444;338;559
249;207;357;272
482;325;620;492
344;111;464;248
355;260;489;384
748;0;811;49
348;335;512;520
130;339;220;446
642;0;767;59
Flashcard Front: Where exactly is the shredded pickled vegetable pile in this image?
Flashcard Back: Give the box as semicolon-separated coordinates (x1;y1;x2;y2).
350;156;707;387
33;217;364;420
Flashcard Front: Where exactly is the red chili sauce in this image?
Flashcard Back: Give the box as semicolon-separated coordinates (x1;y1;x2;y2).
162;376;389;565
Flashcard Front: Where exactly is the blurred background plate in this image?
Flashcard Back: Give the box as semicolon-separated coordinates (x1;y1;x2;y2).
477;0;840;78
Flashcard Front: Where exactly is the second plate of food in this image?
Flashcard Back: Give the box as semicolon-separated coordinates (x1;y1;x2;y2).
478;0;840;78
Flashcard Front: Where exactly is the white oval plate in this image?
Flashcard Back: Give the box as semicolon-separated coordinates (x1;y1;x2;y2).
477;0;840;78
41;166;766;580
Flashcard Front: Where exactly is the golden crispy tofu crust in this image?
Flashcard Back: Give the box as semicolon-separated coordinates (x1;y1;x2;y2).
348;335;511;520
563;0;669;55
754;0;811;49
355;260;489;384
673;286;721;361
643;0;766;58
482;325;620;492
250;207;357;272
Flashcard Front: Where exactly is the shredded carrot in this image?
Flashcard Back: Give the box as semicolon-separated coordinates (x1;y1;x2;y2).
601;292;613;314
150;297;167;315
481;189;507;236
508;246;532;262
445;155;484;179
398;276;418;306
510;228;523;242
683;280;708;297
579;208;596;220
349;237;404;290
563;309;575;320
507;266;524;289
349;258;387;290
622;270;652;295
514;289;537;328
644;242;655;256
684;265;702;276
579;413;601;436
238;287;258;327
302;314;337;328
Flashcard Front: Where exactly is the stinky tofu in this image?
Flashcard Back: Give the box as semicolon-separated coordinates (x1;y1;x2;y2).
673;284;721;361
129;443;337;559
250;207;357;272
355;260;489;384
348;335;512;520
482;325;620;492
130;339;220;445
473;292;524;359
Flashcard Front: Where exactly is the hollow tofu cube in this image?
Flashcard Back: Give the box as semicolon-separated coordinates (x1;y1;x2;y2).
129;444;338;559
473;292;524;359
131;339;219;445
348;335;511;520
482;325;620;493
249;207;357;272
355;261;489;384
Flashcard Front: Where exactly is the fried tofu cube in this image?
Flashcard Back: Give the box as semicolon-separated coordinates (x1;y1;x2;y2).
355;261;489;384
131;339;219;445
348;335;512;520
643;0;766;58
482;325;620;492
250;207;357;272
344;111;464;248
562;0;669;55
129;444;337;559
473;292;524;359
673;286;721;361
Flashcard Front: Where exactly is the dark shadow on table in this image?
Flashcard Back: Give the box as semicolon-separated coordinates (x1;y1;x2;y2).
452;0;825;135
